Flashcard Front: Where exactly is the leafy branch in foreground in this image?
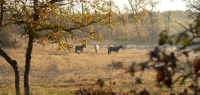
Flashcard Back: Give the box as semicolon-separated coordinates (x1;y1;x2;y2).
125;18;200;94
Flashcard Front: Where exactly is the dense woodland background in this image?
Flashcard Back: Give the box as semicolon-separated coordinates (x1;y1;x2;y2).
0;10;193;47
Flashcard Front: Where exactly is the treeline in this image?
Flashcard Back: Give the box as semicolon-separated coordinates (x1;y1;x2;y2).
75;10;192;42
0;7;193;47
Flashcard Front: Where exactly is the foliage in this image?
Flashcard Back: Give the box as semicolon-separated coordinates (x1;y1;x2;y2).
128;8;148;26
114;6;130;38
39;10;190;42
0;27;19;48
185;0;200;20
124;16;200;94
147;0;161;41
123;0;149;39
5;0;113;50
126;0;147;25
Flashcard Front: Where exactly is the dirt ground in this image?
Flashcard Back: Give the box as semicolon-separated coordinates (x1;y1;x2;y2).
0;40;198;95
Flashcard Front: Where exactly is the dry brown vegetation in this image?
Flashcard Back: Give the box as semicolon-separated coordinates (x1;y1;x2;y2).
0;40;198;95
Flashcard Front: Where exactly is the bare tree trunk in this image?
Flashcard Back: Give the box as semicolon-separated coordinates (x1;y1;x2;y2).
149;13;153;40
0;0;3;45
168;15;170;32
124;24;127;39
167;11;171;32
0;48;21;95
136;26;140;39
24;0;38;94
0;0;3;26
24;34;34;95
110;26;112;38
150;4;154;40
150;14;154;40
123;25;127;39
13;62;20;95
82;3;84;15
108;3;112;39
0;0;21;94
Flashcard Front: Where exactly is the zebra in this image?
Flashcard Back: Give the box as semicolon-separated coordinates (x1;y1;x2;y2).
108;45;124;54
75;44;86;53
94;44;99;53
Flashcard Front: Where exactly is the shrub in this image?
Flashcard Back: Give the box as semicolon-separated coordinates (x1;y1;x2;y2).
0;27;20;48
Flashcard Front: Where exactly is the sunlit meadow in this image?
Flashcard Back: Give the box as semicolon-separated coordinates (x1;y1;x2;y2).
0;40;198;95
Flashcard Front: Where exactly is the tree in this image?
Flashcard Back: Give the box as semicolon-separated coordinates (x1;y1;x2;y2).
0;0;21;95
1;0;113;94
115;6;129;39
185;0;200;19
166;11;172;32
104;0;115;38
125;0;148;39
148;0;161;40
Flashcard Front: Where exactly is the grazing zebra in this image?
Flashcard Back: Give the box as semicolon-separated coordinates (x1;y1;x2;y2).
94;44;99;53
108;45;124;54
75;44;86;53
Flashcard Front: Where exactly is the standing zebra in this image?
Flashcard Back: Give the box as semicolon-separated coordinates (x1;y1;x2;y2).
108;45;124;54
95;44;99;53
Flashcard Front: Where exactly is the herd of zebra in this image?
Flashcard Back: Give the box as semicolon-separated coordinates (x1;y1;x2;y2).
75;44;124;54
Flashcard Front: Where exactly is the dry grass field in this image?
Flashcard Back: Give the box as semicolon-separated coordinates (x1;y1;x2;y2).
0;40;198;95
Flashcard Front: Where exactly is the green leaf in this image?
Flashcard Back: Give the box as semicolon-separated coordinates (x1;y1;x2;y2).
135;77;143;84
197;25;200;35
61;30;65;33
181;33;189;38
158;37;165;46
167;40;173;45
181;39;190;46
180;76;188;85
194;49;200;54
164;34;168;39
194;51;197;54
175;35;181;45
154;83;164;88
196;49;200;52
173;76;182;84
159;32;163;36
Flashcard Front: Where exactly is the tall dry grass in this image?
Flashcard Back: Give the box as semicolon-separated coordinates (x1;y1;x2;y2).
0;42;198;95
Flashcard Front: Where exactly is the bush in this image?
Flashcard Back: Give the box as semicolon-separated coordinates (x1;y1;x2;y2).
0;27;20;48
